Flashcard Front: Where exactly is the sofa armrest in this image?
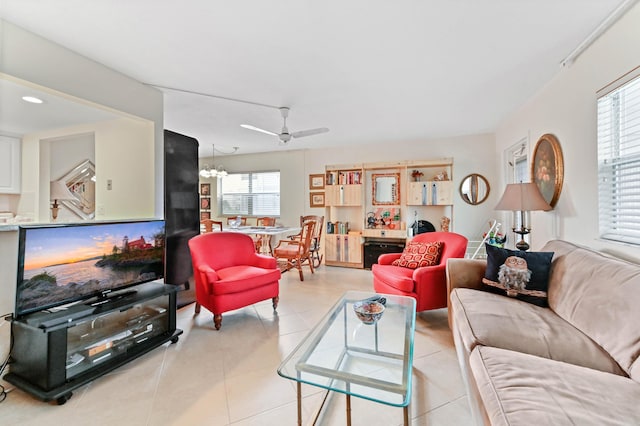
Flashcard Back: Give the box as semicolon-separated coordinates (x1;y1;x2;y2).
378;252;402;265
412;263;446;282
250;253;278;269
446;258;486;329
446;258;486;291
196;264;220;293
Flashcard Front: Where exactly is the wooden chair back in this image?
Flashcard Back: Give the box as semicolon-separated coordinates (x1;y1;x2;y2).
300;215;324;267
201;219;223;233
226;216;247;226
256;217;276;226
273;221;316;281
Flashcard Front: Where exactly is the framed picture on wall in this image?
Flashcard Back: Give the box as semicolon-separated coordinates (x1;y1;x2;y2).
200;211;211;220
200;183;210;195
200;197;211;210
310;192;325;208
531;133;564;208
309;174;325;190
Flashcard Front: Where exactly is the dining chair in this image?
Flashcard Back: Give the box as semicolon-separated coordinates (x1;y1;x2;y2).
273;221;315;281
226;216;247;226
300;215;324;267
255;217;277;254
256;217;276;226
200;219;223;233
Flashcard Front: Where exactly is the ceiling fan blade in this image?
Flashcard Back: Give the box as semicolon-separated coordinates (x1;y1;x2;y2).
291;127;329;139
240;124;278;136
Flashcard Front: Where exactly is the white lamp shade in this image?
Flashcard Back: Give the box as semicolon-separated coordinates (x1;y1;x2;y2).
495;183;552;212
50;180;76;201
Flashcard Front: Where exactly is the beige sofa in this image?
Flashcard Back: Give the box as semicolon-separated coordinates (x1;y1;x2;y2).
446;240;640;425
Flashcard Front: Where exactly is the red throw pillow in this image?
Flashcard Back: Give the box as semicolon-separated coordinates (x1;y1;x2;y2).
392;241;443;269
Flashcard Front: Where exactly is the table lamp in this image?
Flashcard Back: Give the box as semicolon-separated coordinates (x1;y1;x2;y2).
495;183;552;250
50;180;76;220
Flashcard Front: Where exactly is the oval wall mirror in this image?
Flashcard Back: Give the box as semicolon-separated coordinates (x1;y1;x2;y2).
460;173;490;205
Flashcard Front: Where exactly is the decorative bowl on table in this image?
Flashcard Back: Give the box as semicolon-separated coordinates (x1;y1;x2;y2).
353;300;385;325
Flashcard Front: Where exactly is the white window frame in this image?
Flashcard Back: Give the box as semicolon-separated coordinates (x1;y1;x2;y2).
219;170;281;217
597;67;640;246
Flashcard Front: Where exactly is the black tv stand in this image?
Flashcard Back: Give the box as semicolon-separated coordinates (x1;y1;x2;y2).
90;289;138;307
4;281;182;405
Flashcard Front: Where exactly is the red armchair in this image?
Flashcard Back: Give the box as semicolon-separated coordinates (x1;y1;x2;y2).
188;232;281;330
372;232;468;311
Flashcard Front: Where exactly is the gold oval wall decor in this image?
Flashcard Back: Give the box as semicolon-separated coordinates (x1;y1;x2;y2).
459;173;490;205
531;133;564;208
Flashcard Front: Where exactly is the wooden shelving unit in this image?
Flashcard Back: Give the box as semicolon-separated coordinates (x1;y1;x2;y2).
323;159;454;269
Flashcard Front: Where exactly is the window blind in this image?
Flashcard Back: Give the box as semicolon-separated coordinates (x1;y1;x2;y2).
597;68;640;245
220;171;280;216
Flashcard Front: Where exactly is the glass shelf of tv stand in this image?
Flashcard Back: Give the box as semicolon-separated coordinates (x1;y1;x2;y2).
65;293;169;379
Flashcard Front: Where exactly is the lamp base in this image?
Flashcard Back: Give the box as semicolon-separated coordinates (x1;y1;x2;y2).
51;200;60;220
515;239;530;251
512;227;531;251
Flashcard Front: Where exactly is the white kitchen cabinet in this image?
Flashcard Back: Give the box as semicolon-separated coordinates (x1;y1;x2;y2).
0;136;21;194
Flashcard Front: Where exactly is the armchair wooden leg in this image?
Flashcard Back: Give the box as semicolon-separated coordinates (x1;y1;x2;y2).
213;314;222;330
194;302;201;314
296;256;304;281
272;296;279;311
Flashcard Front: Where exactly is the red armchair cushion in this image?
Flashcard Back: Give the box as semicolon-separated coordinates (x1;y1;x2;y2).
372;264;415;292
212;266;282;295
392;241;443;269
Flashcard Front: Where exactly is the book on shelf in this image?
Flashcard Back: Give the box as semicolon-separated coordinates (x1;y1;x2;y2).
326;170;361;185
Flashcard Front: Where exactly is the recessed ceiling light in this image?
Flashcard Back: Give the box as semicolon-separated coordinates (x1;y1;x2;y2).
22;96;44;104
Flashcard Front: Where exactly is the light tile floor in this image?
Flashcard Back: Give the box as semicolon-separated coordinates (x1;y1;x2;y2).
1;265;473;426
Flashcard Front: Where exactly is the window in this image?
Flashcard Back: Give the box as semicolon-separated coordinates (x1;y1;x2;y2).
597;68;640;245
219;171;280;216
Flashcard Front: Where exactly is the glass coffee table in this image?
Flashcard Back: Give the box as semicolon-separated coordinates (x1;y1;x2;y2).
277;291;416;425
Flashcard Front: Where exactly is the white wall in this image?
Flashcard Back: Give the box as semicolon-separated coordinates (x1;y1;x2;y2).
201;133;498;240
495;2;640;260
20;118;156;222
0;19;164;216
0;19;164;362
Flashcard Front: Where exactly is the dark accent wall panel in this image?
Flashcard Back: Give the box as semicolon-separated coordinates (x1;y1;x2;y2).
164;130;199;302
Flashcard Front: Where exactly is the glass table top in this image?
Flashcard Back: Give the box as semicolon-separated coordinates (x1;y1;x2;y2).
277;291;416;407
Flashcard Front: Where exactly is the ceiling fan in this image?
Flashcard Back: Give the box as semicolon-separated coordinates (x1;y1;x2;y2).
241;107;329;144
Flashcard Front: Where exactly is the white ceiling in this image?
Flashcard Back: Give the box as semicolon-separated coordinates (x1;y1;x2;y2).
0;0;629;156
0;78;121;136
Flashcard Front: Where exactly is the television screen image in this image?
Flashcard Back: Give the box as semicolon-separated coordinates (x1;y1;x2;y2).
16;220;165;317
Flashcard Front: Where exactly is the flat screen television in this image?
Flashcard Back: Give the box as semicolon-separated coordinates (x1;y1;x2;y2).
15;219;165;318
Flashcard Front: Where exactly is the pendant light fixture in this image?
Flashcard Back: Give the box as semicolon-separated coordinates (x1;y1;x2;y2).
199;144;237;178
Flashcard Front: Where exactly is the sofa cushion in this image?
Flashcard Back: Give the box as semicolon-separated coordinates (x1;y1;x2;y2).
451;287;625;375
482;243;554;306
371;263;415;292
392;241;443;269
542;240;640;380
470;346;640;426
211;265;280;295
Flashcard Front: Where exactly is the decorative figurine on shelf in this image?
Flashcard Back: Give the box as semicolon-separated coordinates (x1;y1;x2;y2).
483;221;507;248
411;170;424;182
433;170;449;181
366;212;377;229
440;216;450;232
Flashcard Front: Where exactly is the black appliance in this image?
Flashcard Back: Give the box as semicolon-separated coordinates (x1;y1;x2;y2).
411;220;436;235
164;130;199;307
364;239;406;269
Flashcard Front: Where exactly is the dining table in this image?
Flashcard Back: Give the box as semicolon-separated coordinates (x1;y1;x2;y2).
225;225;301;255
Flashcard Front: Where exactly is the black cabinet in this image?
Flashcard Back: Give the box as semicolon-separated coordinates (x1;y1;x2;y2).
363;239;406;269
164;130;200;307
3;281;182;404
